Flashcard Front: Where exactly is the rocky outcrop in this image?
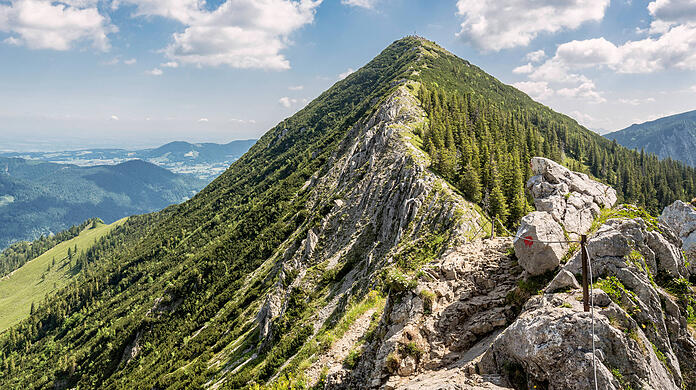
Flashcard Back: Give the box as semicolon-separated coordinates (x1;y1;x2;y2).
330;155;696;389
513;158;617;277
527;157;617;238
247;81;489;380
342;238;523;389
490;209;695;390
513;212;568;275
660;200;696;265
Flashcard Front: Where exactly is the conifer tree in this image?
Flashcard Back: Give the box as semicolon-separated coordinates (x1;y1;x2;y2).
460;163;482;203
488;164;509;225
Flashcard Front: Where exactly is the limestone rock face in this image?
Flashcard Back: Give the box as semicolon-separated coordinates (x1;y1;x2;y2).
488;292;679;390
660;200;696;266
527;157;617;237
513;211;568;275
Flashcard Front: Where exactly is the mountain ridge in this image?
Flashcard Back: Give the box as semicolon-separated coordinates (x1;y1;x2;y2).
1;36;695;389
605;109;696;166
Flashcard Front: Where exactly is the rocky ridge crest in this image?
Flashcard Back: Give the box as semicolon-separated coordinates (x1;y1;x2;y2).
329;157;696;389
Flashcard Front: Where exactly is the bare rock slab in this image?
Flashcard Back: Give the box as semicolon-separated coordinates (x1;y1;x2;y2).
513;211;568;275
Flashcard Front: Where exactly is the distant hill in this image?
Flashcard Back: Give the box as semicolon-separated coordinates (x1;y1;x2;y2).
0;157;205;249
605;109;696;166
0;139;257;180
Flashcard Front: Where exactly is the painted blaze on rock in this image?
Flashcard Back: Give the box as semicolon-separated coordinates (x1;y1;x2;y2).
514;157;616;276
514;211;568;275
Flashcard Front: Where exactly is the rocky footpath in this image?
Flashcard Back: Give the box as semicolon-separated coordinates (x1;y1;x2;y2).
327;158;696;389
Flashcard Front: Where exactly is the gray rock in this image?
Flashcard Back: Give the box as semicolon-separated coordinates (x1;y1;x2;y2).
545;269;581;293
513;211;568;275
660;200;696;272
527;157;617;237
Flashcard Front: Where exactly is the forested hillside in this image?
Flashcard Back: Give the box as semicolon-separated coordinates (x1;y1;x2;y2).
411;41;696;223
0;157;204;248
606;109;696;167
1;36;696;389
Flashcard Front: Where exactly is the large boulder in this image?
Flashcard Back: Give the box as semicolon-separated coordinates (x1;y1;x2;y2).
513;211;568;275
486;292;680;390
527;157;617;238
660;200;696;263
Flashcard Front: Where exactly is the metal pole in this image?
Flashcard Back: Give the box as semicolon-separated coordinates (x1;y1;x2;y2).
581;234;589;312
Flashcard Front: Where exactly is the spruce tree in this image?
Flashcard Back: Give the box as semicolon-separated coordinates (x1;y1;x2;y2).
460;163;482;203
488;164;509;225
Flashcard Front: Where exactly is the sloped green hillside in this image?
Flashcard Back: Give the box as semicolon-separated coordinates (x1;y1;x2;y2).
1;36;696;389
0;218;127;332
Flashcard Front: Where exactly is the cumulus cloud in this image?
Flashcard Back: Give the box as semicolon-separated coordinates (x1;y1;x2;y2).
0;0;116;51
124;58;137;65
556;81;605;103
117;0;322;69
160;61;178;68
691;85;696;92
648;0;696;25
197;118;208;122
341;0;377;9
278;96;307;108
110;115;119;121
545;28;696;74
525;49;546;63
337;68;354;80
146;68;163;76
512;63;534;74
455;0;609;51
512;81;554;101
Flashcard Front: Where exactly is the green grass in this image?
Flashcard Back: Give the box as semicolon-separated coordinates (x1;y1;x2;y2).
0;218;127;333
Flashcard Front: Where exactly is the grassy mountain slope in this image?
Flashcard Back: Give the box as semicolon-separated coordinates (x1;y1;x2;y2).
1;36;696;389
605;109;696;167
0;218;127;332
0;157;204;248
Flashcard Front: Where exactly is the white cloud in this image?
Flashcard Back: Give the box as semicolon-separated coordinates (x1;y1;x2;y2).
512;63;534;74
618;97;657;105
525;49;546;63
146;68;163;76
0;0;116;51
337;67;354;80
118;0;322;70
124;58;137;65
512;81;554;101
691;85;696;92
569;110;595;126
278;96;307;108
278;96;294;108
455;0;609;51
110;115;119;121
230;118;256;124
648;0;696;25
556;81;605;103
341;0;377;9
197;118;209;122
288;85;304;90
160;61;178;68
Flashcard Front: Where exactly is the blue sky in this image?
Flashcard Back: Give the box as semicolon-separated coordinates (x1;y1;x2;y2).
1;0;695;151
